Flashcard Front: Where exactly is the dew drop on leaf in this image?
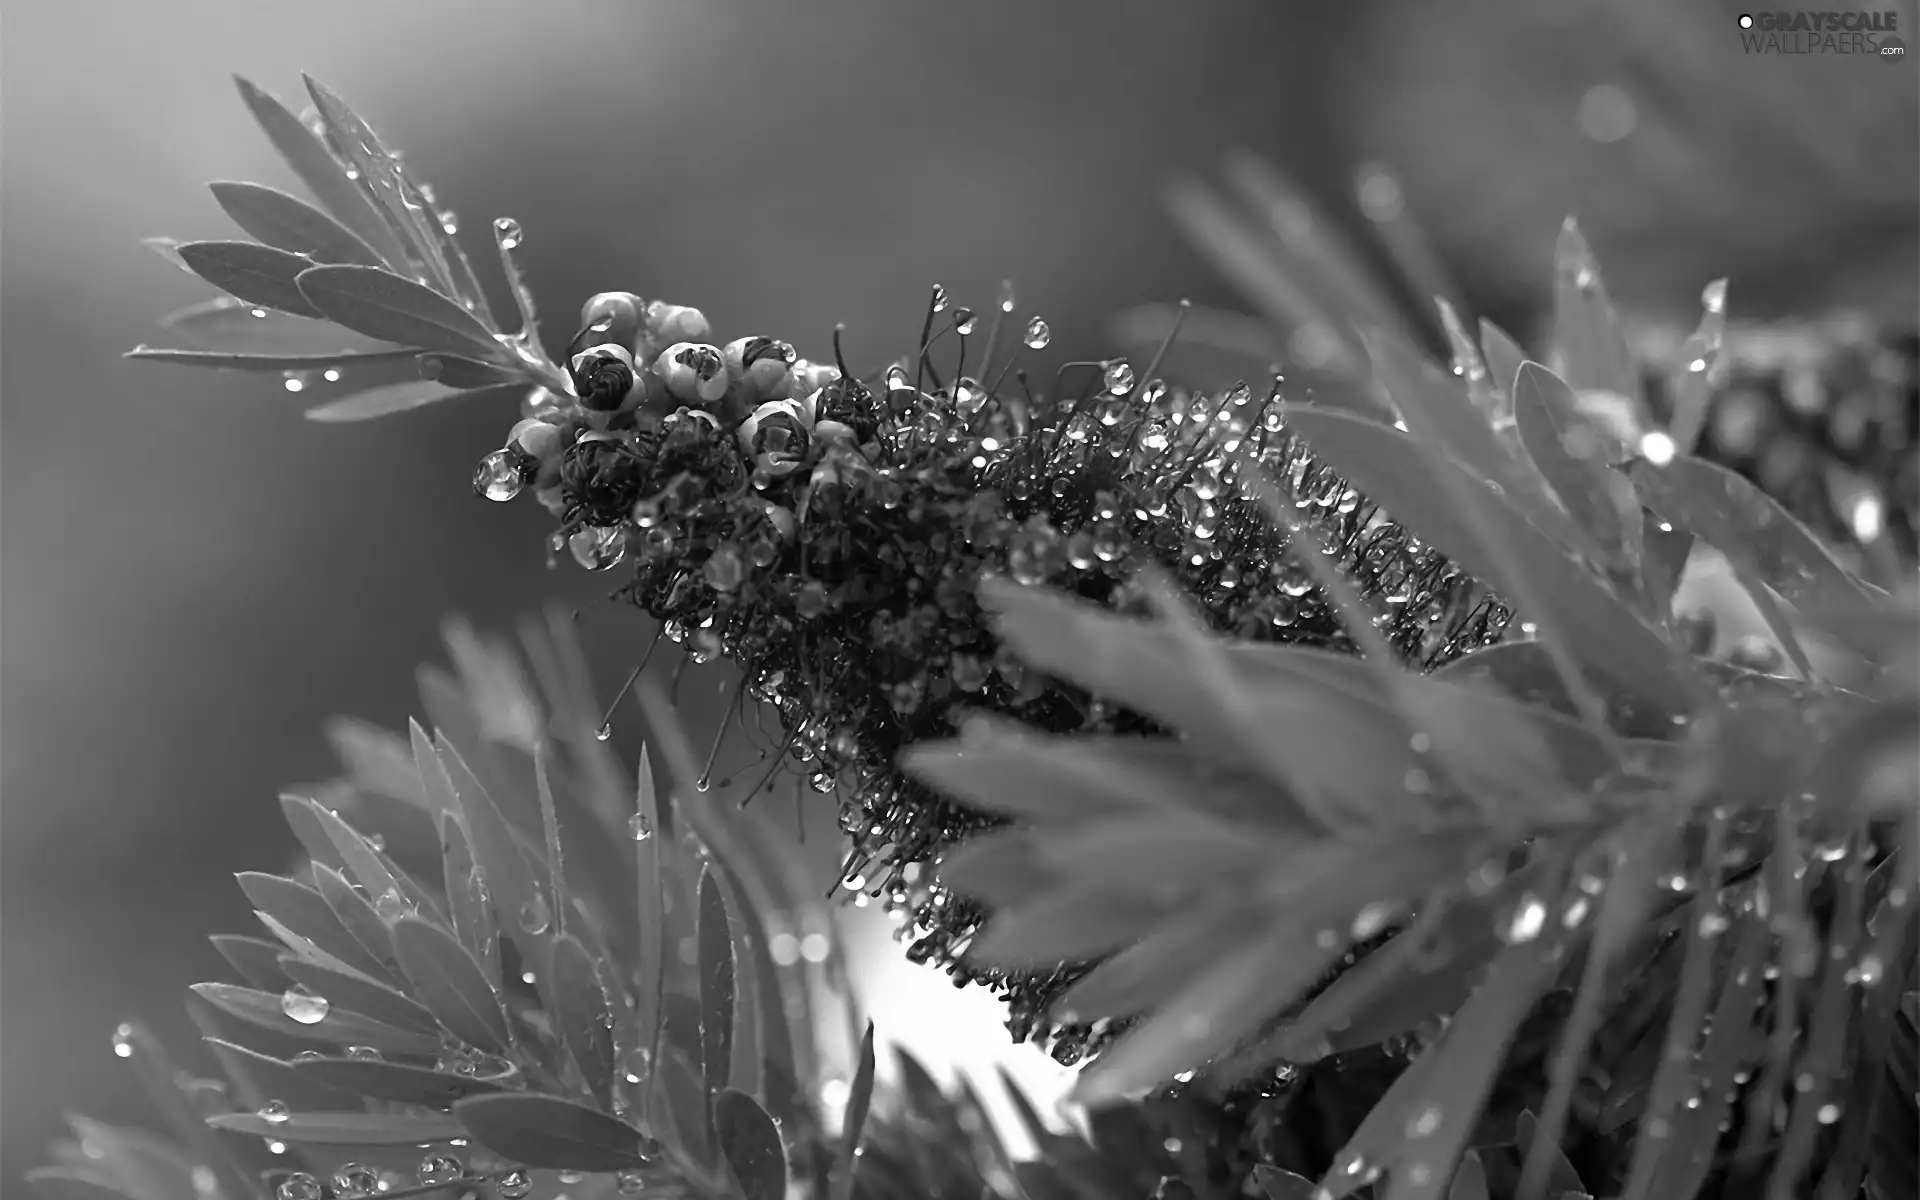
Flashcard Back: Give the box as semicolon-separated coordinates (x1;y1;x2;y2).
346;1045;383;1061
517;896;552;935
257;1099;291;1125
1104;360;1136;394
330;1164;380;1199
1350;902;1394;940
416;1152;463;1186
373;888;409;921
1024;317;1052;350
111;1024;135;1058
616;1170;646;1196
280;987;330;1025
473;450;524;503
627;813;652;841
1504;894;1548;944
492;217;523;251
558;1171;588;1185
494;1168;533;1200
275;1173;323;1200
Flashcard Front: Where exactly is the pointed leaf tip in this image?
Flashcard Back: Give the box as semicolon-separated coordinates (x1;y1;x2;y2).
454;1093;656;1171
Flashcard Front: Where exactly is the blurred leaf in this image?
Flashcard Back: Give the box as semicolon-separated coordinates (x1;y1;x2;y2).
1280;406;1691;706
235;872;387;980
295;265;507;361
1640;514;1693;627
207;1110;463;1144
188;982;442;1055
435;737;551;968
1478;320;1528;401
548;932;616;1110
391;916;512;1054
57;1117;202;1200
831;1022;877;1200
656;1045;714;1167
141;236;199;276
417;352;521;389
968;878;1197;971
26;1170;136;1200
1321;931;1563;1200
714;1089;788;1200
292;1056;511;1107
298;800;404;909
1513;1110;1586;1199
1664;281;1729;456
306;378;526;423
1627;454;1872;615
210;934;293;992
208;180;384;267
124;346;420;375
1447;1151;1491;1200
99;1022;258;1200
1253;1165;1320;1199
632;746;667;1123
1512;362;1643;578
1550;218;1643;410
456;1094;656;1171
232;76;406;266
699;868;737;1104
176;241;324;318
275;956;436;1035
155;297;395;356
1051;902;1263;1023
308;864;402;980
1865;992;1919;1200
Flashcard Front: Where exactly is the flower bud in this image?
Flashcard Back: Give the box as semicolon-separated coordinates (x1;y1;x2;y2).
576;291;645;353
737;398;814;476
723;337;799;402
792;359;841;396
644;301;711;346
568;343;641;412
653;343;730;407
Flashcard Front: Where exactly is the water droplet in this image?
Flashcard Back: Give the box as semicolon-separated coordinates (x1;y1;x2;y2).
257;1100;292;1125
282;371;308;393
330;1164;380;1199
495;1168;533;1199
276;1173;323;1200
1024;317;1052;350
112;1024;135;1058
492;217;523;250
952;307;977;336
280;987;330;1025
417;1152;463;1186
558;1171;588;1185
1504;894;1548;943
799;932;831;963
374;888;409;921
345;1045;383;1061
439;211;459;236
929;284;948;313
1351;902;1395;940
1639;430;1677;465
627;813;652;841
1701;278;1728;314
1816;1102;1841;1124
1104;360;1136;394
518;896;552;935
473;449;524;502
616;1170;646;1195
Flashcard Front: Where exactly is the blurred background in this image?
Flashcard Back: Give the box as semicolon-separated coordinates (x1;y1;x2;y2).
4;0;1914;1177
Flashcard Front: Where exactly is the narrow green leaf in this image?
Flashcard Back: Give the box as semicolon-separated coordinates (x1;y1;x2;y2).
1551;217;1643;410
1479;320;1528;399
1281;406;1691;705
57;1117;202;1200
1513;361;1643;577
968;879;1187;970
278;793;346;872
208;180;384;266
548;932;616;1110
714;1089;788;1200
189;983;442;1055
305;378;520;423
435;737;551;969
300;76;459;300
830;1023;877;1200
235;872;387;980
275;956;437;1035
438;812;501;985
295;265;507;362
1641;513;1694;628
391;915;512;1054
198;1036;353;1114
1051;902;1264;1023
177;241;323;318
1666;281;1728;455
155;297;393;356
1254;1165;1320;1200
207;1110;465;1144
232;76;406;266
26;1170;136;1200
124;346;419;373
937;829;1064;909
1513;1110;1587;1199
308;864;401;980
292;1056;511;1107
699;867;737;1101
417;352;522;389
454;1093;656;1171
210;934;293;992
1628;454;1873;615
